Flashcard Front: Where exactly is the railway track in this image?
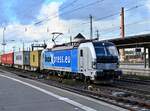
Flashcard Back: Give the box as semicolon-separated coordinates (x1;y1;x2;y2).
114;77;150;97
0;66;150;111
90;84;150;110
115;77;150;86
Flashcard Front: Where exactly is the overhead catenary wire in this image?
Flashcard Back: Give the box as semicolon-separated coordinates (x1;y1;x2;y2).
35;0;80;25
32;13;150;42
70;18;149;36
76;4;144;30
95;4;145;21
59;0;104;17
69;4;145;31
34;0;104;25
34;1;146;39
13;1;148;43
100;19;150;33
60;0;80;10
99;19;150;37
68;3;145;30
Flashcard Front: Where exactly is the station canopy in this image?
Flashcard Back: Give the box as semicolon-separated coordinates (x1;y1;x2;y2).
109;34;150;48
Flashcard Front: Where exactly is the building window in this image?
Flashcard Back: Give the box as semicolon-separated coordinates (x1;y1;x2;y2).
80;50;83;57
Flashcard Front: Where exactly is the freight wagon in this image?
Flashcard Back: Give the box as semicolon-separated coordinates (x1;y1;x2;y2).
14;51;30;70
0;55;1;65
1;53;14;67
30;50;42;71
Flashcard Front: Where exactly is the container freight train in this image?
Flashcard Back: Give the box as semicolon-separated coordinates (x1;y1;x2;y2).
0;40;122;83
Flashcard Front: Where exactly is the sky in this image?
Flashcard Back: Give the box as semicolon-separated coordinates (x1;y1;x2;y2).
0;0;150;53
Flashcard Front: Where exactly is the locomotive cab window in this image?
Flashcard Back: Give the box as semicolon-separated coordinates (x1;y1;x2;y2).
80;50;83;57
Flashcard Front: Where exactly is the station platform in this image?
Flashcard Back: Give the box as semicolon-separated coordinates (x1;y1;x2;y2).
120;64;150;76
0;69;127;111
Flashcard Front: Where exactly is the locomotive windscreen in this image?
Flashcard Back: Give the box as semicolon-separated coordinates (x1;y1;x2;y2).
95;47;106;56
93;42;119;57
93;42;119;63
106;45;118;56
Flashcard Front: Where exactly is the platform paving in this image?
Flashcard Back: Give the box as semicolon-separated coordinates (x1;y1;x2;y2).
0;69;127;111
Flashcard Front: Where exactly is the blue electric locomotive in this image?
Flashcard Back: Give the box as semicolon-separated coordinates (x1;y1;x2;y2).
41;39;122;83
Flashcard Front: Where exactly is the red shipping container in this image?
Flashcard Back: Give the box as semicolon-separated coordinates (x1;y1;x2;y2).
1;54;7;64
7;53;14;65
1;53;14;65
0;55;1;64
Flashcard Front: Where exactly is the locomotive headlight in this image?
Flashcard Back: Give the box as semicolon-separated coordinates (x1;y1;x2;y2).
92;59;97;69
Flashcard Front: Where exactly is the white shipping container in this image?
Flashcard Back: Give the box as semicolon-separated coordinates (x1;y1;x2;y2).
14;51;30;65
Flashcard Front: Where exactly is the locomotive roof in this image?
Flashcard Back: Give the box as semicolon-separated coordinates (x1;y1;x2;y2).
50;40;114;51
93;41;114;46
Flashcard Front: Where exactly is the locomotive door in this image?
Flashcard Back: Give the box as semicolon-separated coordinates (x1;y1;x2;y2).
79;49;84;71
79;48;88;72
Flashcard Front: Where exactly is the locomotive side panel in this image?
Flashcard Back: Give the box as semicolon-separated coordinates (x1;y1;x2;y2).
71;49;78;72
41;49;78;73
